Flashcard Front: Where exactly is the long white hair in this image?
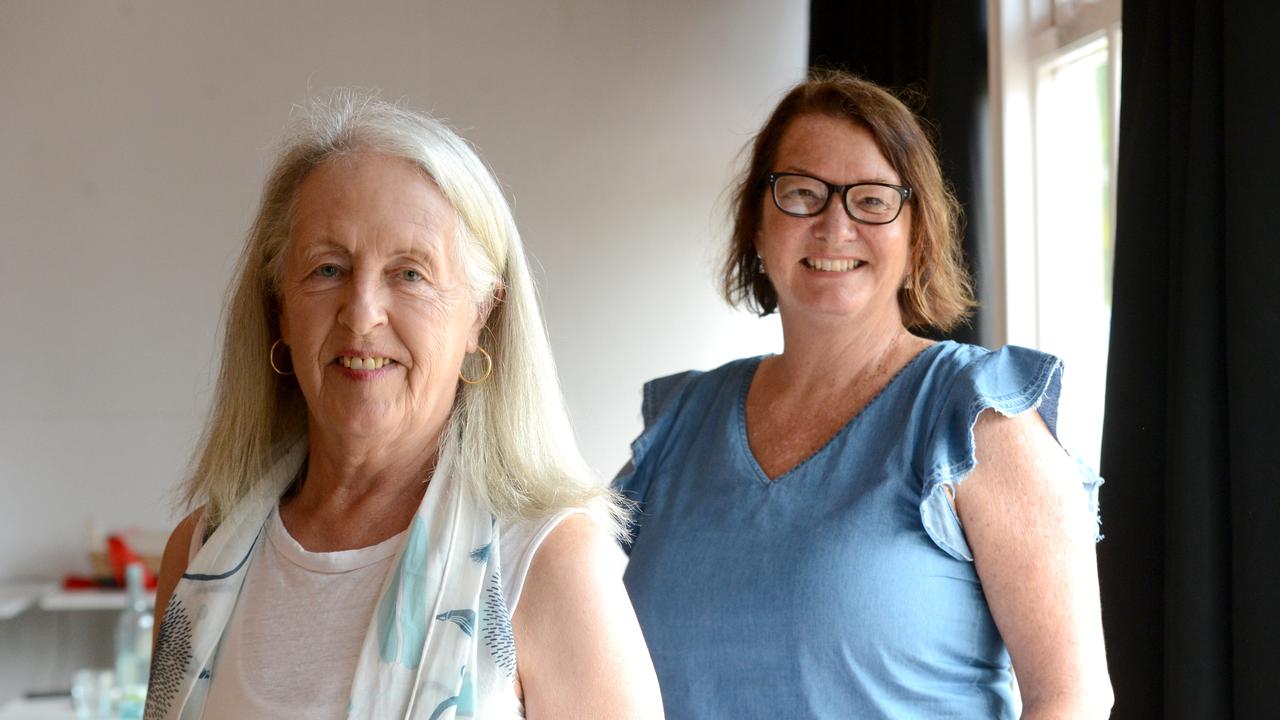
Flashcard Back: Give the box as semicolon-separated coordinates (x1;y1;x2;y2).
185;90;623;534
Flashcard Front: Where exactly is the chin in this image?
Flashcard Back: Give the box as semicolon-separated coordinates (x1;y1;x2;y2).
787;290;875;318
313;402;404;441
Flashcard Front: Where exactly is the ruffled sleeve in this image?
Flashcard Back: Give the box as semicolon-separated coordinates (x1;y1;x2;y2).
918;346;1104;562
612;370;700;554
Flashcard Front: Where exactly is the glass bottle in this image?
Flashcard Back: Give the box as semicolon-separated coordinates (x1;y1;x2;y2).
114;562;153;719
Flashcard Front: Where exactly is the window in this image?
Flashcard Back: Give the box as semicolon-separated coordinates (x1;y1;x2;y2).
991;0;1121;468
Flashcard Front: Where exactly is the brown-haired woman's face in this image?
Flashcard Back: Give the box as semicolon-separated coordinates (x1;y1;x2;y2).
757;114;912;327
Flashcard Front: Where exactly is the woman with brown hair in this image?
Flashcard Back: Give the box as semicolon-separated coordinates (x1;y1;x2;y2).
616;72;1112;718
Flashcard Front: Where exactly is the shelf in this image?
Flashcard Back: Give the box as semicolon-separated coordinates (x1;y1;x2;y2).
0;582;156;616
0;582;54;620
38;589;155;612
0;696;76;719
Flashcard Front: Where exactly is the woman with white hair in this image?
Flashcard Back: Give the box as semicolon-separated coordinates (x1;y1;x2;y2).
146;93;662;719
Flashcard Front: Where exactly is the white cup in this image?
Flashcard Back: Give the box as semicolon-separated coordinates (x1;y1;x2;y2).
70;668;115;719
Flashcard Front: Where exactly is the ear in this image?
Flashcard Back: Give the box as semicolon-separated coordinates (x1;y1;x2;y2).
278;303;291;345
754;230;770;258
465;283;506;353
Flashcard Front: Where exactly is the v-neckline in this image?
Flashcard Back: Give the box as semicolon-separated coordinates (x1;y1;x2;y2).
736;342;944;485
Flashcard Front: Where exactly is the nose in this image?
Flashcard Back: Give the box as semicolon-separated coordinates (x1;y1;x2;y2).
337;272;388;336
812;193;859;243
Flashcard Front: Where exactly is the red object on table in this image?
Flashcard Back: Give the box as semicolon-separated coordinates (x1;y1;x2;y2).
106;535;158;588
60;535;159;590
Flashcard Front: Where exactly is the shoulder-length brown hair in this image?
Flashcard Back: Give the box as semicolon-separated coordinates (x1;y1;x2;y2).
722;70;974;331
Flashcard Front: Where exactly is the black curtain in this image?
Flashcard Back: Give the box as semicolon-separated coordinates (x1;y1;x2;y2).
1099;0;1280;717
809;0;990;345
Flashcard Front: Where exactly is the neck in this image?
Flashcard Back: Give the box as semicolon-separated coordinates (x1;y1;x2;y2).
772;301;913;394
285;416;444;535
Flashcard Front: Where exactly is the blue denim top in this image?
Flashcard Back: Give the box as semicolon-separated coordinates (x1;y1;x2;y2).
616;341;1102;720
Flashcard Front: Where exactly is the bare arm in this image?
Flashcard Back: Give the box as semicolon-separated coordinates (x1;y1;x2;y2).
152;509;202;649
513;514;664;720
955;409;1113;719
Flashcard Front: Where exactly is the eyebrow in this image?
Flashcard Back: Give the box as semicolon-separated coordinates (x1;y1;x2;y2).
299;241;438;264
777;166;901;185
303;241;351;256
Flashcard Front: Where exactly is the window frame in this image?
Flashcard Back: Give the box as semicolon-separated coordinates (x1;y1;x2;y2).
987;0;1121;348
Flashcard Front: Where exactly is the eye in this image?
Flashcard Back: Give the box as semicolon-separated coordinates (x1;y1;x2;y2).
773;175;829;214
314;264;341;279
400;268;423;282
849;188;899;215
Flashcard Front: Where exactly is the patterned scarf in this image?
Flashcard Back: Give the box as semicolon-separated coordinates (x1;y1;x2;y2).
144;435;511;719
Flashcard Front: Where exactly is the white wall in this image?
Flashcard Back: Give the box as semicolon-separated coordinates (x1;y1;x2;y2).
0;0;804;584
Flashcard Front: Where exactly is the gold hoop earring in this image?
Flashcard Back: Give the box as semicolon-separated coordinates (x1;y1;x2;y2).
270;338;294;376
459;346;493;385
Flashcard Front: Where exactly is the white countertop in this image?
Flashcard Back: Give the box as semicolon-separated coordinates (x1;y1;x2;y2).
39;590;153;612
0;584;54;620
0;697;76;720
0;583;154;618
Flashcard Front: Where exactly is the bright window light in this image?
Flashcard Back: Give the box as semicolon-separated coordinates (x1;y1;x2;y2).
1030;33;1119;469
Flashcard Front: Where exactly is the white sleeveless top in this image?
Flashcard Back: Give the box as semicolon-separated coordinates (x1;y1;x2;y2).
195;506;578;719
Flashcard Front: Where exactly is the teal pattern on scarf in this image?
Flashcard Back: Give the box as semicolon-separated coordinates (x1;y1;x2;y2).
377;515;430;669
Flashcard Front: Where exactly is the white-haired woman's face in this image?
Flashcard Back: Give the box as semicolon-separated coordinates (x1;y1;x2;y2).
279;152;484;450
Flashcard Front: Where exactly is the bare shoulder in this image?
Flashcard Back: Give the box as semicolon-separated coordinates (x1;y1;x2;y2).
514;513;662;720
517;513;625;636
954;407;1093;561
160;507;204;578
959;409;1077;498
153;507;204;646
527;513;619;584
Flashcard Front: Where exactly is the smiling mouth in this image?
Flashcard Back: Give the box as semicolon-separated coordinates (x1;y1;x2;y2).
803;257;865;272
336;356;396;370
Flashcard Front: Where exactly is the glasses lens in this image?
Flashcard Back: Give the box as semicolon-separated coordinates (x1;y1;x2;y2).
845;185;903;223
772;175;829;216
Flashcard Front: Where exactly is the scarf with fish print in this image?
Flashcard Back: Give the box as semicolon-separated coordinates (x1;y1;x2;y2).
144;434;517;720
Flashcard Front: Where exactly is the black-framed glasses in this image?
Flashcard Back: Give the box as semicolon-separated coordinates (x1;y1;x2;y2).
767;172;912;225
